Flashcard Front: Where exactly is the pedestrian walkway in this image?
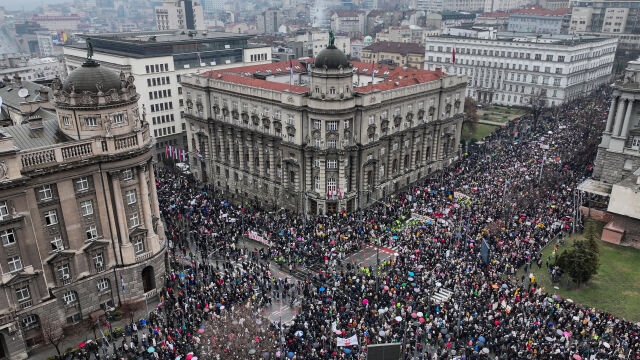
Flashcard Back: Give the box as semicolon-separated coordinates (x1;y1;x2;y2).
30;299;159;360
432;288;453;304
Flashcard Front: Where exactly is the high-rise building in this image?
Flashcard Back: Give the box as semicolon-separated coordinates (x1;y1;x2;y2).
424;32;617;106
0;57;166;359
181;44;466;214
257;9;286;35
63;31;272;160
581;58;640;247
201;0;225;13
155;0;205;31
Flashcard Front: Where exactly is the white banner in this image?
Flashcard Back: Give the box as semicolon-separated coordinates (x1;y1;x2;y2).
249;231;273;247
337;335;358;347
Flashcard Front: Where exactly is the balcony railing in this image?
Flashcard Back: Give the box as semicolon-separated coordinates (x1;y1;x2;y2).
19;300;32;309
20;126;151;172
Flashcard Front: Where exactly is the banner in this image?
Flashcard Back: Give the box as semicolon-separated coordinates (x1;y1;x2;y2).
337;335;358;347
248;231;273;247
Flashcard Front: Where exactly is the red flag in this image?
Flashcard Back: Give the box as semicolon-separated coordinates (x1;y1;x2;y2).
452;47;455;64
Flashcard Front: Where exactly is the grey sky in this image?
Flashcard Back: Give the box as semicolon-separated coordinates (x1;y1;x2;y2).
1;0;69;11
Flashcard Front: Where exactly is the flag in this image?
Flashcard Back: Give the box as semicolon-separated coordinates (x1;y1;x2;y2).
338;186;343;199
289;60;294;85
196;148;203;158
120;273;125;291
180;149;186;162
166;145;171;158
452;47;455;64
328;186;331;199
173;148;178;160
337;335;358;347
196;52;202;66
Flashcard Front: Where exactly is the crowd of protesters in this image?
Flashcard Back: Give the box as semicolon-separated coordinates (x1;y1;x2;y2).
65;88;640;359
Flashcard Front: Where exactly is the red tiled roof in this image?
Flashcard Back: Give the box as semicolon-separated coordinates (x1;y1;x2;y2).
510;8;569;16
355;69;445;94
205;72;309;93
200;59;445;94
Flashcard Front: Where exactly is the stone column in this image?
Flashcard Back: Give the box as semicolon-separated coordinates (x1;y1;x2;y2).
613;98;627;137
421;128;429;165
237;133;245;170
268;143;276;182
605;96;618;133
110;171;130;246
247;134;254;171
399;134;406;172
386;138;392;177
621;99;634;138
147;161;160;220
257;137;265;178
138;164;156;237
338;155;347;200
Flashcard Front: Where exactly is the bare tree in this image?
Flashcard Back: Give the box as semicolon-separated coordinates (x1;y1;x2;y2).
119;301;143;326
200;303;279;359
41;318;66;355
463;96;479;132
529;88;547;129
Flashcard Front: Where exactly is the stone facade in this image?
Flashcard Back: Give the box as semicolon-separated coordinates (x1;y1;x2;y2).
0;59;166;358
181;46;465;215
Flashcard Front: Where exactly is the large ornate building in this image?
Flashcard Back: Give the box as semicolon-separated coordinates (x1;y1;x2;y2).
580;58;640;247
0;57;166;358
181;41;466;214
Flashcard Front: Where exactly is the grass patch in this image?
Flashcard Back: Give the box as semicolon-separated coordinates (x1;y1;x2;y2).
461;123;498;142
518;221;640;322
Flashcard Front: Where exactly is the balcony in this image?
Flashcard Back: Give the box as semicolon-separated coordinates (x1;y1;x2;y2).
19;300;32;309
20;126;151;172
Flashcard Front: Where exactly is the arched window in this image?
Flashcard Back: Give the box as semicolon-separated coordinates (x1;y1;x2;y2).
392;159;398;173
404;155;409;169
415;151;420;164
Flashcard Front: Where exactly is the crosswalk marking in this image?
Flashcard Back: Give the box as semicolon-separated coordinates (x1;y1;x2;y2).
432;288;453;304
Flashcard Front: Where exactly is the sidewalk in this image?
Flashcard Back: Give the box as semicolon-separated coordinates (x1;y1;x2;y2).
29;299;160;360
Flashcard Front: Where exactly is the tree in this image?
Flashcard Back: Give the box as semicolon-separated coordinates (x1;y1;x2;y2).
83;315;101;340
119;301;143;326
41;318;66;355
529;88;547;129
463;96;479;132
583;221;600;255
556;240;599;285
200;303;279;360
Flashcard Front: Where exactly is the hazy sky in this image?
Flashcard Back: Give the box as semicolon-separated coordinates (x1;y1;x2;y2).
1;0;69;11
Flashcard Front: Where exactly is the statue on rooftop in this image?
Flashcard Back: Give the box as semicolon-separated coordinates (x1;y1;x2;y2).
329;30;335;48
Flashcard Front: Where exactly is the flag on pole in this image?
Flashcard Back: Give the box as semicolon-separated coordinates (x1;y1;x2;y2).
166;145;172;158
173;148;178;160
452;47;456;64
120;273;125;291
338;186;343;199
289;60;294;85
180;149;186;162
196;52;202;66
327;186;331;200
371;62;375;84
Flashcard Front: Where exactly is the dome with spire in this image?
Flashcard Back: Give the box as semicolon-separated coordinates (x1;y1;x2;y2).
62;61;122;94
315;45;350;70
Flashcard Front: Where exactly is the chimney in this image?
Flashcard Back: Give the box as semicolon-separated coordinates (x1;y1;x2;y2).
28;116;43;131
13;74;21;87
38;87;49;102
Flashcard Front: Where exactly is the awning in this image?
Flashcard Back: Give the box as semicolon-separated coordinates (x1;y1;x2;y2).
577;179;612;197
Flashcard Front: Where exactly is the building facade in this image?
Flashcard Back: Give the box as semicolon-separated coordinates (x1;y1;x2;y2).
424;34;617;106
506;8;570;35
257;9;286;35
63;31;271;161
569;1;640;54
0;58;166;359
581;58;640;247
180;45;465;214
155;0;205;31
363;41;425;69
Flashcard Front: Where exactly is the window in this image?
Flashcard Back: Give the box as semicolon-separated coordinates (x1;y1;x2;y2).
314;176;320;191
0;201;8;220
344;120;350;129
327;178;336;199
1;229;15;246
93;252;104;269
76;177;89;191
44;210;58;226
85;117;97;127
368;115;375;125
129;212;140;228
313;120;321;130
122;169;133;181
327;139;336;149
8;256;22;272
58;263;70;281
86;226;98;241
125;190;137;205
62;116;70;126
113;114;124;124
39;185;53;201
16;287;31;303
51;236;64;251
80;200;93;216
327;160;337;169
97;278;109;291
62;291;77;305
134;237;145;254
327;121;338;131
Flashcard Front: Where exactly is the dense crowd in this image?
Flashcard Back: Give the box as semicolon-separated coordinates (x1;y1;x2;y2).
68;88;640;359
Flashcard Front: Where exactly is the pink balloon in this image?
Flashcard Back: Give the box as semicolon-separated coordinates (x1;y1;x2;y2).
419;318;425;323
362;299;368;305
